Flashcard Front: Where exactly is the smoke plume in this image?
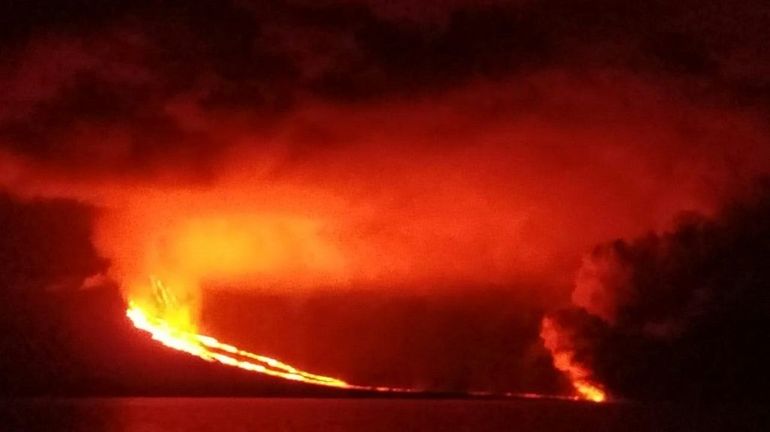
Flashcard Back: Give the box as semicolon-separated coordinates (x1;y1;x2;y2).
542;180;770;400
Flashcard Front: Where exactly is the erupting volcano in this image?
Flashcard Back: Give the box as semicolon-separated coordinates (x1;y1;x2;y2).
2;0;770;413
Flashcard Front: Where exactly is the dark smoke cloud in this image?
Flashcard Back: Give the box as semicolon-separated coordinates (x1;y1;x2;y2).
545;180;770;400
2;0;770;182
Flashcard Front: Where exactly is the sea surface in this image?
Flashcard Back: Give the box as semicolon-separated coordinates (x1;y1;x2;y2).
0;398;764;432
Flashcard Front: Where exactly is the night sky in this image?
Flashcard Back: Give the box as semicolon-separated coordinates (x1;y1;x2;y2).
1;0;769;400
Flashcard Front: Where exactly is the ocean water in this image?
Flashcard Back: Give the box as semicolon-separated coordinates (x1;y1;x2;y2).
0;398;764;432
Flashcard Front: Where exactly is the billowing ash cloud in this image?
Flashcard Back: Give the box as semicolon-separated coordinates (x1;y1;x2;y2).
1;0;770;395
543;180;770;400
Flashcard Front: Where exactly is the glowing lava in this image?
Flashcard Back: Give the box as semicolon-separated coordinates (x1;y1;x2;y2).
126;276;360;389
126;304;356;388
572;379;607;403
540;316;608;403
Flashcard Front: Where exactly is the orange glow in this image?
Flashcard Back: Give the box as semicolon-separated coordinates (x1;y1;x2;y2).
6;76;752;402
540;316;608;403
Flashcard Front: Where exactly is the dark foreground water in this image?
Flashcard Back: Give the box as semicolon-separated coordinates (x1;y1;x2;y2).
0;398;765;432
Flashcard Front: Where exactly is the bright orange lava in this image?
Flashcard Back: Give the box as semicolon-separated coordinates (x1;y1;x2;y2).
573;380;607;403
126;304;357;388
125;277;418;393
125;276;368;389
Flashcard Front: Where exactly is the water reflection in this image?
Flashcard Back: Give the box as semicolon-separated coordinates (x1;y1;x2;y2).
0;398;758;432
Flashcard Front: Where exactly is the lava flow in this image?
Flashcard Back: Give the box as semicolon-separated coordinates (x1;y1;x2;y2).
126;277;406;392
126;304;354;388
573;380;607;403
